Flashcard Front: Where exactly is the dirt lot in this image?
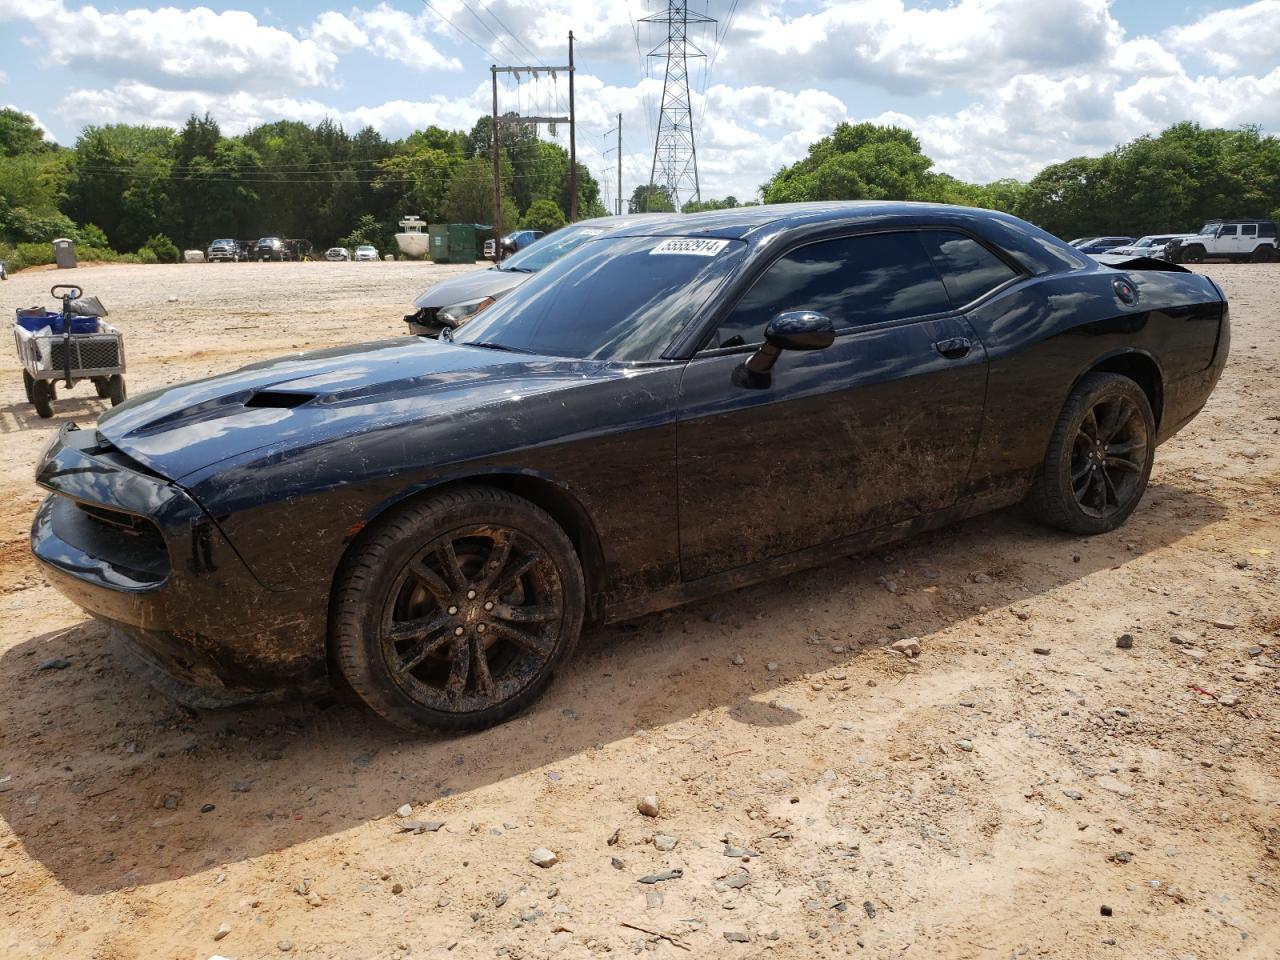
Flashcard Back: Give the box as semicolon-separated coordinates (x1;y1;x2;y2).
0;260;1277;960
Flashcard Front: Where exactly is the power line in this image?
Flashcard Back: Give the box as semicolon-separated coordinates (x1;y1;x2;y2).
459;2;526;64
419;0;492;57
477;1;547;68
697;0;738;132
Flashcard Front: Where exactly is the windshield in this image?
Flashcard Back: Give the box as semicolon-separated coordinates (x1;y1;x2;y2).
1199;224;1218;235
452;234;747;362
498;224;608;273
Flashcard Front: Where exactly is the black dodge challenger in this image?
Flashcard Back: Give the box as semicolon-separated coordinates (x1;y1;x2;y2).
32;203;1229;732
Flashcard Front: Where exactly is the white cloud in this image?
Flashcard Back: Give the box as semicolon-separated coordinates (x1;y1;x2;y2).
347;4;462;72
0;1;460;93
727;0;1119;95
1167;0;1280;75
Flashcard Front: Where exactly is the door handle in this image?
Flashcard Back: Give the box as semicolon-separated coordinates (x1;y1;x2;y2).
934;336;972;359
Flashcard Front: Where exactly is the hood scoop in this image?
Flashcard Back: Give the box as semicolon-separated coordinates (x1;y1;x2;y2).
244;389;315;409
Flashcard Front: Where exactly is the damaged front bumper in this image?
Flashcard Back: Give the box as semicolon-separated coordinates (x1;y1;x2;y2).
31;423;329;703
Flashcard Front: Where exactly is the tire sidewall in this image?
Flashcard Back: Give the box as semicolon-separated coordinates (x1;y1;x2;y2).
333;489;585;733
1045;374;1155;534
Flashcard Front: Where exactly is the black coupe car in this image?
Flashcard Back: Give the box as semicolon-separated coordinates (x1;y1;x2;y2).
32;202;1229;732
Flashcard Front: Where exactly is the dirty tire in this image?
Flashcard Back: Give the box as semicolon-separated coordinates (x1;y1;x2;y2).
106;375;127;406
1028;373;1155;535
331;486;585;733
23;369;35;403
31;378;53;418
93;376;110;398
1181;244;1205;264
1250;244;1275;263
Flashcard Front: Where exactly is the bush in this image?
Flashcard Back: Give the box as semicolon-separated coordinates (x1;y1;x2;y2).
140;233;179;263
14;241;53;267
136;247;158;265
77;223;110;248
520;199;567;234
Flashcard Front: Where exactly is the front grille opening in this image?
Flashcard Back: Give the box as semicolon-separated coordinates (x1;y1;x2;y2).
78;502;158;538
51;497;171;583
245;390;313;409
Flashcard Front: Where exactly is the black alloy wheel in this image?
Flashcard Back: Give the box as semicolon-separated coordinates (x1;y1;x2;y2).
382;525;563;714
1068;395;1148;520
333;486;584;732
1028;372;1155;534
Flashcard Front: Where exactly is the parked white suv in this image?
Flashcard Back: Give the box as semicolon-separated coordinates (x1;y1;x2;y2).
1168;219;1278;263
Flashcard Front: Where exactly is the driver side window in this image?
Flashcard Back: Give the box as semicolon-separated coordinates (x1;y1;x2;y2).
711;232;951;349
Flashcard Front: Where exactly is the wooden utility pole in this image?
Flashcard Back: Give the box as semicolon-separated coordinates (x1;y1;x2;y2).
568;31;577;221
491;67;502;239
605;112;623;215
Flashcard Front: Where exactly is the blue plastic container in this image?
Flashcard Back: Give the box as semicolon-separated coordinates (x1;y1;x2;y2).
14;312;98;334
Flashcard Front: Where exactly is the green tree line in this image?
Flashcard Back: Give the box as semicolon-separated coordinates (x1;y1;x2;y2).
5;105;1279;270
0;107;605;265
755;120;1280;237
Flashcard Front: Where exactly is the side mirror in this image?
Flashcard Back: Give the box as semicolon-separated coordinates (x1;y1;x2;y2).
735;311;835;388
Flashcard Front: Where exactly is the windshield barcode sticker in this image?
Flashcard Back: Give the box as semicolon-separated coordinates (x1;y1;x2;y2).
650;238;729;257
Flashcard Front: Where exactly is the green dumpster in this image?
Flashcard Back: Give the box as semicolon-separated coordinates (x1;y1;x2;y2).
428;223;478;264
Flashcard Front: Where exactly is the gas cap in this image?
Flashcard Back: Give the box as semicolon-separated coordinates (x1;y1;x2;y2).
1113;278;1139;305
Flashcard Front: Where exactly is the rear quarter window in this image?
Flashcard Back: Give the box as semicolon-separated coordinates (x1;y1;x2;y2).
918;231;1021;308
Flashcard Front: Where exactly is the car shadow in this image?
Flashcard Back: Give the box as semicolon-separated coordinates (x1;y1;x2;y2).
0;482;1226;894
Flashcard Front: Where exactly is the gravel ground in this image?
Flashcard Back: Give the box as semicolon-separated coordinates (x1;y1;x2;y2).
0;260;1276;960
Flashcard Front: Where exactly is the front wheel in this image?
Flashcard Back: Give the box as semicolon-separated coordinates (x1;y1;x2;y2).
1028;373;1155;535
331;486;585;733
1181;244;1206;264
23;369;35;403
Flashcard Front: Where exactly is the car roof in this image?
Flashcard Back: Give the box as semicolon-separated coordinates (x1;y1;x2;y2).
587;201;1090;276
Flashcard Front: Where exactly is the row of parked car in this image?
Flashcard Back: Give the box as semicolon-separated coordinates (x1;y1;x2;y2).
1070;218;1279;263
205;238;382;262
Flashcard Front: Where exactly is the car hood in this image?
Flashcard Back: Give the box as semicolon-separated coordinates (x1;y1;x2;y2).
95;338;609;482
412;267;528;309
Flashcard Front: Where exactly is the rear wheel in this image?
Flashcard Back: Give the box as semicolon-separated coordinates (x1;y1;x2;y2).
332;486;585;733
1250;244;1275;263
1028;373;1155;535
31;379;54;418
106;375;127;406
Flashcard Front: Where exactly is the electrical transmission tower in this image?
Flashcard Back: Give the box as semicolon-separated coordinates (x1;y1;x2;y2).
642;2;714;211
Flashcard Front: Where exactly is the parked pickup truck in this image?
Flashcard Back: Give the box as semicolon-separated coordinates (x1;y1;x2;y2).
1168;219;1278;263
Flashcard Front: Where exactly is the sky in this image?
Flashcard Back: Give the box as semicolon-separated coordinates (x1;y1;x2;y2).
2;0;1279;210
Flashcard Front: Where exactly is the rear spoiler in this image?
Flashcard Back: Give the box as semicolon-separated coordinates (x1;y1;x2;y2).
1091;254;1190;273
